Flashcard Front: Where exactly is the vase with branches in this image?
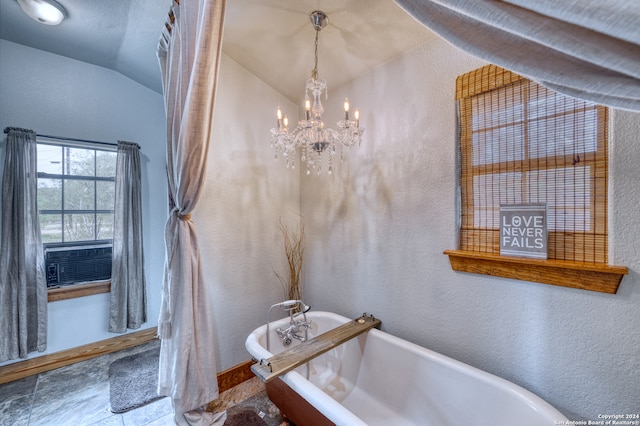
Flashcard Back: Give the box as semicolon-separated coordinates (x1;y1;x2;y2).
274;218;305;307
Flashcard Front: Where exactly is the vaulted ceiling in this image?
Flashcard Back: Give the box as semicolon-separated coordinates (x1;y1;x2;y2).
0;0;436;101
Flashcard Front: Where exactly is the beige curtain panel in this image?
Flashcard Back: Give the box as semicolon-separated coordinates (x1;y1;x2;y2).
394;0;640;112
156;0;226;424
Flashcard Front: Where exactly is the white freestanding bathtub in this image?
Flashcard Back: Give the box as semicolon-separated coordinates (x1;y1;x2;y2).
246;311;568;426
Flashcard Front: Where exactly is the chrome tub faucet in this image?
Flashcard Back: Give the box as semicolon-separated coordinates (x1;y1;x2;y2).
266;300;311;351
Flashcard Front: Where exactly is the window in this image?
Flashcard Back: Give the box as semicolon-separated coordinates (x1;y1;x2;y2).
456;65;608;264
37;139;116;287
37;141;116;243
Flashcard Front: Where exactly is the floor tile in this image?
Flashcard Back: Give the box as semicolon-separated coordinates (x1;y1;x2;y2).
0;394;33;426
144;412;176;426
29;367;112;426
121;396;172;426
0;374;37;404
29;388;112;426
88;414;124;426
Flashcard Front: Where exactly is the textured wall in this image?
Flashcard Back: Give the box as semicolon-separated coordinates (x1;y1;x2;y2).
0;40;167;365
196;54;301;370
300;37;640;420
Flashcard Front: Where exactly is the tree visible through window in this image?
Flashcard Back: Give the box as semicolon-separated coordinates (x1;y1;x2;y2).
37;141;116;245
456;65;608;263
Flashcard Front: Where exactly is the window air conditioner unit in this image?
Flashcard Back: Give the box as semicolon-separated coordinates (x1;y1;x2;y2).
44;243;112;287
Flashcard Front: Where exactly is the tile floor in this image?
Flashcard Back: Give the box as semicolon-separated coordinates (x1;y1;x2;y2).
0;340;283;426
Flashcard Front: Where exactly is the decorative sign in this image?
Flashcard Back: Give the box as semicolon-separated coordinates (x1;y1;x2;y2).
500;204;548;259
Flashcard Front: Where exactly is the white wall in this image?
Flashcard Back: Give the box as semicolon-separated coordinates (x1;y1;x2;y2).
0;40;167;365
300;37;640;420
196;54;300;370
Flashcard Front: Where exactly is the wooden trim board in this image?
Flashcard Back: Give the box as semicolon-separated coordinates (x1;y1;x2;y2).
0;327;255;394
48;281;111;302
217;360;254;394
0;327;158;384
444;250;628;294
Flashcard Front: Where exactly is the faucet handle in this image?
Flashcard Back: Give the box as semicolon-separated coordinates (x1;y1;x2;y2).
294;318;312;328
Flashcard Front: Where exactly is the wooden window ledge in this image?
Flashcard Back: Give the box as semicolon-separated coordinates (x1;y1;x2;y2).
444;250;628;294
48;281;111;302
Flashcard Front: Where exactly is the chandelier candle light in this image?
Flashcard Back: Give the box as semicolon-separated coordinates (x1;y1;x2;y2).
270;11;364;175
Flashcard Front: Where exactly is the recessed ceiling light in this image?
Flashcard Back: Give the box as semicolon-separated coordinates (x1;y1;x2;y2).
17;0;66;26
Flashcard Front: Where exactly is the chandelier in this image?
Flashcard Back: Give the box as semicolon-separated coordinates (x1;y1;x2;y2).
270;11;364;175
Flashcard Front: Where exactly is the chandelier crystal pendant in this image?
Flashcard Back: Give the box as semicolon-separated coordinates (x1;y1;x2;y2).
270;11;364;175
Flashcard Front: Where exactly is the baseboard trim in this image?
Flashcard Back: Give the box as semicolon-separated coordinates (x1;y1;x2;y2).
217;360;255;394
0;327;158;384
0;328;255;393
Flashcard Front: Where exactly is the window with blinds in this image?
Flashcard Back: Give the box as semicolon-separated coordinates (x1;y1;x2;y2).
456;65;608;263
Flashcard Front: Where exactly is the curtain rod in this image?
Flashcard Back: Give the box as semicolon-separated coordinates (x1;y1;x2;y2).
4;127;117;147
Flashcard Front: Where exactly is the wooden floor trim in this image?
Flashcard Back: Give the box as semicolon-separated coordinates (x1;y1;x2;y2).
0;327;255;393
0;327;158;384
217;360;255;394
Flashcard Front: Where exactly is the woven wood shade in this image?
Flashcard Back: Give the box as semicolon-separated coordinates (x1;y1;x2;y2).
456;65;608;263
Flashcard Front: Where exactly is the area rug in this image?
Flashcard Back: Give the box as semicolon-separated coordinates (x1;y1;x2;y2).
108;348;163;413
224;409;269;426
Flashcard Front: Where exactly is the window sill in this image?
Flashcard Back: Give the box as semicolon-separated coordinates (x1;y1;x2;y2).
48;281;111;302
443;250;628;294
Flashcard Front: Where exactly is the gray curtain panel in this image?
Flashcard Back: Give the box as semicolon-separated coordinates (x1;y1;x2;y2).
156;0;226;424
0;127;47;362
109;141;147;333
394;0;640;112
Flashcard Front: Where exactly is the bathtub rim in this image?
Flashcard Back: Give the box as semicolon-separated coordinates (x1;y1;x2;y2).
245;311;355;361
361;327;568;422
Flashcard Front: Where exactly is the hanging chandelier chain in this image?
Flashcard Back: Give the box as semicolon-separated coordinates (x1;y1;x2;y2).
312;29;319;81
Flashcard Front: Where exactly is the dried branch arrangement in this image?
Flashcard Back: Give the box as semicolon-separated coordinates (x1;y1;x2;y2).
275;218;305;303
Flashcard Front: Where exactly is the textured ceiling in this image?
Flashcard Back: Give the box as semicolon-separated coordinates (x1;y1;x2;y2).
0;0;435;101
